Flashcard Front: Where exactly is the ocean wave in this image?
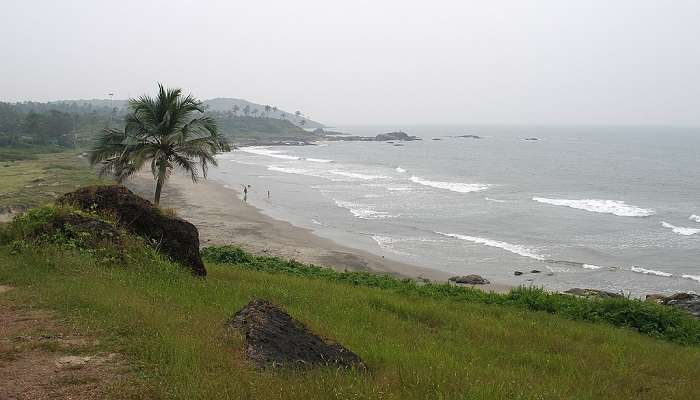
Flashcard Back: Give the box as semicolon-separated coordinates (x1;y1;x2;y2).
239;146;300;160
267;166;312;175
387;187;414;192
334;200;396;219
682;274;700;283
532;197;655;217
371;235;410;255
582;264;603;270
395;167;407;173
304;158;333;163
330;170;389;180
410;176;490;193
690;214;700;223
630;266;672;277
436;232;545;260
485;197;507;203
661;221;700;236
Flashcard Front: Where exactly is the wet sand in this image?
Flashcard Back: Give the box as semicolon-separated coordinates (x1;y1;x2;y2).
128;173;510;292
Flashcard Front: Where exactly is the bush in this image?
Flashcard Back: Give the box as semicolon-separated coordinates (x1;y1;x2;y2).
203;245;700;346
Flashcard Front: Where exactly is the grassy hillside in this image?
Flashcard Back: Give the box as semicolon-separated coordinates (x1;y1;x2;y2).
1;212;699;399
214;116;318;141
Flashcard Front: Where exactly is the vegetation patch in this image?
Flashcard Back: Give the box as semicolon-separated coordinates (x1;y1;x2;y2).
203;245;700;346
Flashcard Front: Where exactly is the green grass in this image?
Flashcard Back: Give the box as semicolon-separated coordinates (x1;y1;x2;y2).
1;217;699;399
0;150;105;211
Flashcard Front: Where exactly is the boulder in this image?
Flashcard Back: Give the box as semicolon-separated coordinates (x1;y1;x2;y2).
564;288;623;299
514;271;523;276
228;299;365;369
657;293;700;319
448;275;490;285
58;185;206;276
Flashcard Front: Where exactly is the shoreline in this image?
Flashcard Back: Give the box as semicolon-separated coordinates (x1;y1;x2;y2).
127;173;511;293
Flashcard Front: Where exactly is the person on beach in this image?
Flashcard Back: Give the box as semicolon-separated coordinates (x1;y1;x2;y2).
267;190;270;200
243;185;248;202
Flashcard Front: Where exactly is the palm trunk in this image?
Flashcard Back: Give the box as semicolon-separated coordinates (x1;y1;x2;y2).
154;176;164;206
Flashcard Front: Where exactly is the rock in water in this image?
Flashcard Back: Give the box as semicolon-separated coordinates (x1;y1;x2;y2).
448;275;490;285
228;299;365;369
58;185;206;276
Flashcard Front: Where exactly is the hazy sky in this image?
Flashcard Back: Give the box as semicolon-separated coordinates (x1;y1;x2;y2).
1;0;699;125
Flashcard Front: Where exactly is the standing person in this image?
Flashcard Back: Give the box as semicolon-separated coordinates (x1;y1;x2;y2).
243;185;248;202
267;190;270;200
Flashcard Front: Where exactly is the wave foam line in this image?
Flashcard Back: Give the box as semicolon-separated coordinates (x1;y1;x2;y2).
436;232;544;260
239;146;300;160
335;200;396;219
532;197;654;217
690;214;700;223
630;266;672;277
395;167;407;173
411;176;490;193
682;274;700;283
485;197;507;203
330;170;389;180
661;221;700;236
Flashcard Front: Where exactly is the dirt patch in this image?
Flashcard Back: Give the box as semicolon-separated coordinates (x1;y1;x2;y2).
0;297;133;399
0;285;13;294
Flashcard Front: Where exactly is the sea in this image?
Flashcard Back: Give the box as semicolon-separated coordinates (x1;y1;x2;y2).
210;125;700;296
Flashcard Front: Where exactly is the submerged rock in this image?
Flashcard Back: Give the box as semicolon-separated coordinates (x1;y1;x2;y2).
58;185;206;276
228;299;365;369
448;275;490;285
564;288;623;299
457;135;482;139
514;271;523;276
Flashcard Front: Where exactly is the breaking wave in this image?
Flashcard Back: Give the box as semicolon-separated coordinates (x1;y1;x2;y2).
661;221;700;236
395;167;407;173
690;214;700;223
410;176;490;193
334;200;396;219
436;232;545;260
532;197;655;217
330;170;389;180
239;147;300;160
682;274;700;283
630;267;672;277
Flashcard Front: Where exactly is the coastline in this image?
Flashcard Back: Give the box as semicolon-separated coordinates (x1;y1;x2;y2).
127;173;511;293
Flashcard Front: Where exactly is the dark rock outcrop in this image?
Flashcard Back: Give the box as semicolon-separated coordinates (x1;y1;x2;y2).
28;211;124;248
564;288;623;299
228;299;365;369
648;293;700;319
457;135;482;139
58;185;206;276
514;271;523;276
325;131;420;142
448;275;490;285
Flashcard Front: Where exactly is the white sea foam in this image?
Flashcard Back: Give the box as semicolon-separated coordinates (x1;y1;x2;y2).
630;267;672;277
334;200;395;219
267;166;312;175
410;176;490;193
689;214;700;223
436;232;545;260
395;167;407;173
532;197;655;217
239;147;300;160
661;221;700;236
582;264;603;270
330;170;389;180
371;235;410;255
485;197;507;203
682;274;700;283
304;158;333;163
387;187;414;192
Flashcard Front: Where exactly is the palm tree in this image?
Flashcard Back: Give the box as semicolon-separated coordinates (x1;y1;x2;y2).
264;105;272;117
89;83;230;205
252;108;259;118
232;104;240;117
243;105;250;116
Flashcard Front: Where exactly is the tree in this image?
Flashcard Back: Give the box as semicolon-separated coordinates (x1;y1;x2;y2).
281;112;286;119
295;110;302;118
252;108;259;118
264;105;272;117
243;105;250;116
232;104;240;117
89;84;229;205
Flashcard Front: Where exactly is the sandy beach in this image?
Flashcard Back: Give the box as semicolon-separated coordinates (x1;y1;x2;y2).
127;173;510;292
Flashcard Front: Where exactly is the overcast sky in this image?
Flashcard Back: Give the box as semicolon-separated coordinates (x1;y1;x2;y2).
1;0;699;125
